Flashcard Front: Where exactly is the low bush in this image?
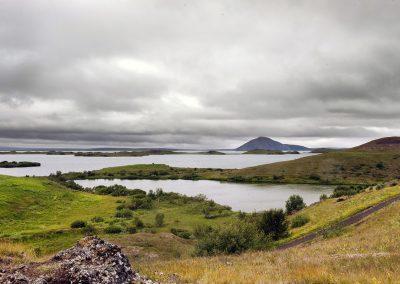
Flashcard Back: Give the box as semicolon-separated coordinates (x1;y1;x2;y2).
291;215;310;228
134;217;144;229
195;221;264;256
70;220;86;228
155;213;165;227
115;209;133;219
127;226;137;234
258;209;288;240
171;228;191;239
331;185;368;198
319;194;328;201
193;224;213;238
91;216;104;223
82;224;97;235
104;225;123;234
127;196;153;210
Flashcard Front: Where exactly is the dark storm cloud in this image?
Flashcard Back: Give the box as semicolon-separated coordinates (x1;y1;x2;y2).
0;0;400;148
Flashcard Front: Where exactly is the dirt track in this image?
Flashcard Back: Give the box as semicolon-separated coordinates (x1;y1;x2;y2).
277;193;400;250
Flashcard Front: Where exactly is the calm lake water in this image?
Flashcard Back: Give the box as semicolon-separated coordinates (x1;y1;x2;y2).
75;179;333;212
0;152;316;176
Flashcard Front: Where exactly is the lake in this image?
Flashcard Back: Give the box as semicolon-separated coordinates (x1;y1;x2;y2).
75;179;333;212
0;152;316;176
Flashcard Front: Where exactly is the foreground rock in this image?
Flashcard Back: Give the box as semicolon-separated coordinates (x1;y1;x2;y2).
0;236;155;284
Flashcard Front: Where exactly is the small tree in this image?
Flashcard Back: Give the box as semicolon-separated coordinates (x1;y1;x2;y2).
285;195;306;214
319;194;328;201
70;220;86;228
134;217;144;229
155;213;165;227
258;209;288;240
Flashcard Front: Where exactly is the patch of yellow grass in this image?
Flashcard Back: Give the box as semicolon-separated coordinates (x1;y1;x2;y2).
288;185;400;240
0;241;36;264
137;196;400;283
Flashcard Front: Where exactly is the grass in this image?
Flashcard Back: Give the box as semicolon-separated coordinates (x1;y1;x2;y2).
137;186;400;283
0;174;237;263
287;184;400;240
62;150;400;185
0;175;120;237
62;163;233;181
236;150;400;184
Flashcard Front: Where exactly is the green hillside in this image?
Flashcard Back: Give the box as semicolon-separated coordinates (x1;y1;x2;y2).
235;150;400;184
139;184;400;283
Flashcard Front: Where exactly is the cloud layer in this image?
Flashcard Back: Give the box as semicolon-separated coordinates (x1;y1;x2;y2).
1;0;400;148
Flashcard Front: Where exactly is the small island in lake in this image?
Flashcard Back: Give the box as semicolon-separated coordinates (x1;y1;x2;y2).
0;161;41;168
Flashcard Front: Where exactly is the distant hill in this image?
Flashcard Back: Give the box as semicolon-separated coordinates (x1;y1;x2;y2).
236;137;309;151
353;137;400;151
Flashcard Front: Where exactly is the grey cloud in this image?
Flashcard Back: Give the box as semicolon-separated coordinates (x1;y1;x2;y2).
0;0;399;148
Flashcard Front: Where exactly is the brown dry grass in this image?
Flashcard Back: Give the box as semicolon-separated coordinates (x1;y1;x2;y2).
137;197;400;283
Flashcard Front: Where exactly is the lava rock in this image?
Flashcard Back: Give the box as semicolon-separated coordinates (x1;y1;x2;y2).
0;236;154;284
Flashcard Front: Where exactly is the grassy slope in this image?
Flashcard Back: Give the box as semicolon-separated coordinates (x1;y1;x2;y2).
139;185;400;283
0;175;119;237
64;164;232;181
0;174;236;262
236;150;400;184
64;150;400;185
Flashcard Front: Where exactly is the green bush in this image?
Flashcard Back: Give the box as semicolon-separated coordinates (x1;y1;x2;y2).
171;228;191;239
291;215;310;228
91;216;104;223
134;217;144;229
70;220;86;228
127;226;137;234
155;213;165;227
115;209;133;219
285;195;306;214
195;221;263;256
258;209;288;240
104;225;123;234
127;196;153;210
319;194;328;201
82;224;97;235
331;185;368;198
193;224;213;238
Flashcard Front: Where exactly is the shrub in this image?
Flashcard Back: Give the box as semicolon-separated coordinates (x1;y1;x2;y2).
127;226;137;234
134;217;144;229
82;224;97;235
127;196;153;210
291;215;310;228
171;228;191;239
376;162;385;170
91;216;104;223
258;209;288;240
115;209;133;219
193;224;213;238
319;194;328;201
285;195;306;214
70;220;86;228
155;213;165;227
104;225;122;234
195;221;263;256
331;185;368;197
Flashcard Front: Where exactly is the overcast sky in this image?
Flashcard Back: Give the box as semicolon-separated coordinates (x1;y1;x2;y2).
1;0;399;149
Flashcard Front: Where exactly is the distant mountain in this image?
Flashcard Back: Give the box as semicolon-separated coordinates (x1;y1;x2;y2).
353;137;400;151
236;137;310;151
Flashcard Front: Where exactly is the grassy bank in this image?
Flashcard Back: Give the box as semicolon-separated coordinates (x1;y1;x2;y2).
61;149;400;185
0;174;236;263
138;184;400;283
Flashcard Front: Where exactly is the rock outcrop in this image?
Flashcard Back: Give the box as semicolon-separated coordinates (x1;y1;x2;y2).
0;236;155;284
